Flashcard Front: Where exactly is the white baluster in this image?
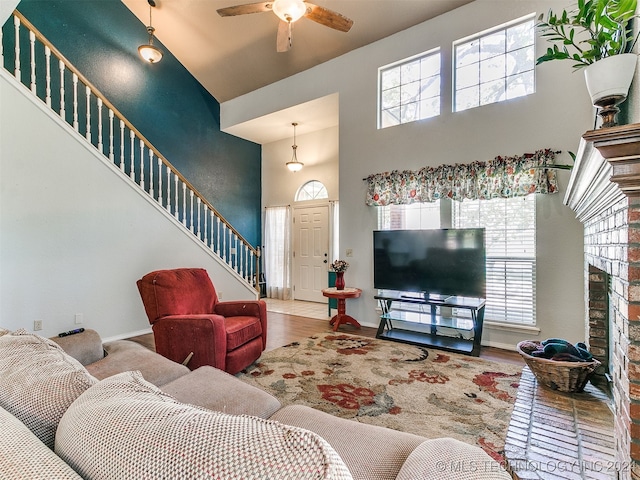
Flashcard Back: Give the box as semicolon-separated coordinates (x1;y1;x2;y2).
174;176;179;219
189;191;195;232
13;16;20;80
129;131;135;180
108;110;114;162
228;229;233;266
157;161;163;206
139;140;144;189
148;150;154;198
157;158;163;201
210;211;215;252
97;98;103;153
29;31;36;93
119;121;125;171
249;251;255;284
166;168;171;212
182;183;187;225
197;197;202;239
203;205;208;245
59;61;65;119
222;223;227;262
85;86;91;142
216;217;221;256
44;47;51;107
72;74;78;131
235;236;240;272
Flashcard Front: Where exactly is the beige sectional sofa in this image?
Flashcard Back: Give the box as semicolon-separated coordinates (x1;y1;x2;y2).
0;328;512;480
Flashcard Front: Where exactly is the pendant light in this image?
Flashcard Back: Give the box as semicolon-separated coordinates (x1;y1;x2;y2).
286;122;304;172
138;0;163;64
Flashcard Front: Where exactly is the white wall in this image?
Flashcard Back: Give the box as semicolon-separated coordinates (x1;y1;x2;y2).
225;0;594;350
0;0;19;25
262;126;339;207
0;72;257;340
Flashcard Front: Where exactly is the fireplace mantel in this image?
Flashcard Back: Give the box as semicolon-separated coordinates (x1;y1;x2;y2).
564;123;640;222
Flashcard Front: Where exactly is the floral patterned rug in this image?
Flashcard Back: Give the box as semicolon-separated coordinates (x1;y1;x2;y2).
238;333;523;462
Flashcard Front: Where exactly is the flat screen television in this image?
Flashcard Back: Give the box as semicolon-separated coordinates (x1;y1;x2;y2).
373;228;486;299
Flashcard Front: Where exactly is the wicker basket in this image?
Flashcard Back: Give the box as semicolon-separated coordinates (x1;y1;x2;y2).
516;341;601;393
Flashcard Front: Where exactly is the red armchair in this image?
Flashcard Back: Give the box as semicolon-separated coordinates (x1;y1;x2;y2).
136;268;267;375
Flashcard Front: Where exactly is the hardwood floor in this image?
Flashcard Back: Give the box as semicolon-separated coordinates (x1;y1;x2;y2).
128;310;524;366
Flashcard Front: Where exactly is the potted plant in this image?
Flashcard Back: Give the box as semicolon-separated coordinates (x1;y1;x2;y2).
536;0;639;127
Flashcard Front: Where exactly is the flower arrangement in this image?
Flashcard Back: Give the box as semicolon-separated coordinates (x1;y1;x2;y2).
330;260;349;272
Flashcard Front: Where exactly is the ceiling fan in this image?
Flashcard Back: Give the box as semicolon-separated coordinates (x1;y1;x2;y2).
217;0;354;52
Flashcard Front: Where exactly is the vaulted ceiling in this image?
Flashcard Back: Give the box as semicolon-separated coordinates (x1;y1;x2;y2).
123;0;473;142
124;0;473;102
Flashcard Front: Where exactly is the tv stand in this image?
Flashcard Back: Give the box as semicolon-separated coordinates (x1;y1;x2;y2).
374;291;486;356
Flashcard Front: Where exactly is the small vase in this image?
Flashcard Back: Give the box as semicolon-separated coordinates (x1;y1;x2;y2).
335;271;345;290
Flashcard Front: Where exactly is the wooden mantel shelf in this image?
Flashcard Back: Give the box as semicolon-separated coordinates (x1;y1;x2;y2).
564;123;640;222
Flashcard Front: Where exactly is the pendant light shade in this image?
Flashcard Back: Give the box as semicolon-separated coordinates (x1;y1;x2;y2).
139;0;163;64
286;122;304;172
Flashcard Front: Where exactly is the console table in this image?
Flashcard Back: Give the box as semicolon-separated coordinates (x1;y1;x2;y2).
374;292;486;356
322;287;362;332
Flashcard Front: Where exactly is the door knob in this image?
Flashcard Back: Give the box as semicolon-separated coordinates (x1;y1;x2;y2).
324;260;328;263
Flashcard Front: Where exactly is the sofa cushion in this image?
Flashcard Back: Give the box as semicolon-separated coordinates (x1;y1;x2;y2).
51;328;104;366
0;405;83;479
85;339;189;386
56;371;353;480
270;404;426;480
395;437;512;480
161;365;281;418
0;329;97;449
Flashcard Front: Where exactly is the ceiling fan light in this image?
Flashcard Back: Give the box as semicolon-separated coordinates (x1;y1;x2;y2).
272;0;306;23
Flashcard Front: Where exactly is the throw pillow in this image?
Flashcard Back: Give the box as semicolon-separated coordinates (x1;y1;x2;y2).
56;371;353;480
0;329;97;449
0;405;82;479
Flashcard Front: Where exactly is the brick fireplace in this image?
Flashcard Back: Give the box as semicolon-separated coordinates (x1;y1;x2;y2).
565;124;640;479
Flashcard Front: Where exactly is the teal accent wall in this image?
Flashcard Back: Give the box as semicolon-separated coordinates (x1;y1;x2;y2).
7;0;261;247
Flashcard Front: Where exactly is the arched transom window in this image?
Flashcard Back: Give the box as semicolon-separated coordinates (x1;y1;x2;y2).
296;180;328;201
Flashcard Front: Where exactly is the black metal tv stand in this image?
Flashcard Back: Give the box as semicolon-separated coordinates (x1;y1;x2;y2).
374;291;486;356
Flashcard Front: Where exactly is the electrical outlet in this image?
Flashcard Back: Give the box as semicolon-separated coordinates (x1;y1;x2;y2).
33;320;43;331
346;249;353;257
75;313;83;324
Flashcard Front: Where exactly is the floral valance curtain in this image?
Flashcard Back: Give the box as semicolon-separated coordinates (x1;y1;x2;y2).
365;149;559;206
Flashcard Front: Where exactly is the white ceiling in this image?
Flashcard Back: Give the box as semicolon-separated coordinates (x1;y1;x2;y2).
123;0;473;143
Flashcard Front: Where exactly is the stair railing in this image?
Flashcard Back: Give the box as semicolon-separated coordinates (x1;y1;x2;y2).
1;10;260;291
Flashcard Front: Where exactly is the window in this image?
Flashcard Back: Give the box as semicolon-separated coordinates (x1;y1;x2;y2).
453;196;536;325
296;181;328;201
454;16;535;112
378;49;441;128
377;202;440;230
377;196;537;327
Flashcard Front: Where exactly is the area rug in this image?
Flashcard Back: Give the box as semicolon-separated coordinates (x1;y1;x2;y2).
238;333;522;462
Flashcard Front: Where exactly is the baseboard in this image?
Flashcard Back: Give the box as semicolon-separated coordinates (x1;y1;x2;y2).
103;327;152;343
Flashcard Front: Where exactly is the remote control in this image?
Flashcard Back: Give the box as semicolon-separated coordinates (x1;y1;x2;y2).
58;328;85;337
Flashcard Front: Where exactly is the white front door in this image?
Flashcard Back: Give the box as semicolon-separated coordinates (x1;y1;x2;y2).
293;204;329;302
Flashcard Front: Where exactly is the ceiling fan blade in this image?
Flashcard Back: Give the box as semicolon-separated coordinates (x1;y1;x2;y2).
303;2;353;32
277;20;291;52
217;2;272;17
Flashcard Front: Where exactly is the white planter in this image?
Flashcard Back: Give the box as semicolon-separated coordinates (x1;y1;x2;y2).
584;53;637;105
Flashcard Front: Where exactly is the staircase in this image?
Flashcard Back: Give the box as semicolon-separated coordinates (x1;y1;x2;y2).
1;10;260;291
